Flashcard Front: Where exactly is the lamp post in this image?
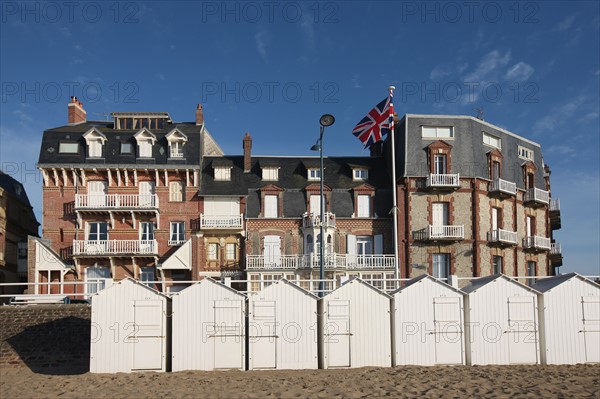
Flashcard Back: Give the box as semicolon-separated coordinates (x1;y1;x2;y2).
310;114;335;297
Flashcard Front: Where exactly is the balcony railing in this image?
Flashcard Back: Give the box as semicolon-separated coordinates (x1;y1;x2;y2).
200;214;243;229
487;229;518;245
246;254;395;270
550;242;562;255
523;236;551;251
416;225;465;240
168;240;186;246
426;173;460;188
302;212;336;228
75;194;159;209
170;151;184;158
73;240;158;255
550;198;560;212
489;178;517;196
524;188;549;205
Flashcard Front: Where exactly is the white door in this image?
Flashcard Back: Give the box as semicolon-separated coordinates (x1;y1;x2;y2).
326;300;351;368
88;181;107;207
434;154;447;174
433;297;463;365
132;300;164;370
310;195;322;215
582;296;600;363
213;300;244;369
139;181;155;207
250;300;277;369
263;236;281;268
507;297;538;364
431;203;448;237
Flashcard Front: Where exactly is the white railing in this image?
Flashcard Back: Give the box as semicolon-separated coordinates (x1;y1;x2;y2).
426;173;460;188
168;240;186;246
487;229;518;245
200;214;243;229
170;151;184;158
489;178;517;195
75;194;159;209
524;188;550;205
523;236;551;250
551;242;562;255
419;225;464;240
73;240;158;255
302;212;336;228
246;253;396;270
550;198;560;211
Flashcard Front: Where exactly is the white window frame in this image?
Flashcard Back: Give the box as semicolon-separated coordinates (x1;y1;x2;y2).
87;221;108;241
169;141;185;158
207;243;218;260
357;194;371;218
59;142;79;154
432;253;450;279
483;132;501;149
307;169;321;181
226;243;236;261
356;236;373;256
138;139;152;158
433;154;447;174
264;195;278;218
262;167;279;181
422;126;454;139
214;167;232;181
85;266;110;296
88;139;102;158
353;169;368;181
518;145;534;161
139;221;155;241
140;267;154;288
493;255;503;274
169;181;184;202
169;221;185;245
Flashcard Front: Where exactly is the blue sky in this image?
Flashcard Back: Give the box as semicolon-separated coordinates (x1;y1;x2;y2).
1;1;598;275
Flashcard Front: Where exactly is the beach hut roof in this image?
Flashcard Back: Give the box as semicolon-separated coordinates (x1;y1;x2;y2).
171;276;246;297
393;273;465;295
461;273;540;295
250;278;319;299
531;272;600;293
328;276;392;298
93;277;170;298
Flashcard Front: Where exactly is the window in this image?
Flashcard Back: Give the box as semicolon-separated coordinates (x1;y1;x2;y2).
526;215;535;236
432;253;450;279
139;222;154;241
85;266;110;295
483;132;501;149
362;273;383;290
264;195;278;218
59;142;78;154
518;145;534;161
262;167;279;181
140;267;154;288
207;243;219;260
307;169;321;181
226;243;237;260
310;195;323;215
170;141;184;158
526;172;535;189
493;256;503;274
87;222;108;241
214;167;232;181
356;236;373;256
528;261;537;285
138;140;152;158
357;195;371;217
169;181;184;202
491;160;501;180
433;154;447;174
88;140;102;158
169;222;185;245
120;142;132;154
422;126;453;139
353;169;368;181
491;207;501;230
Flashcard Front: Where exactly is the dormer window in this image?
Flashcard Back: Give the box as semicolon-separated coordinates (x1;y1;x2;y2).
166;128;188;159
308;169;321;181
82;128;107;159
215;167;232;181
134;128;157;159
262;167;279;181
353;169;368;181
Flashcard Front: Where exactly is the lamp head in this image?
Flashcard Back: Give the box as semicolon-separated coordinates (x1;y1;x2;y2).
319;114;335;127
310;142;321;151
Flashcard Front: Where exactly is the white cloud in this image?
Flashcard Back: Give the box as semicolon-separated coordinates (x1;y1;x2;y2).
254;29;269;62
351;75;361;89
430;62;469;80
74;44;82;51
463;50;511;83
546;145;576;157
504;62;534;81
555;15;575;32
155;73;165;81
532;94;587;135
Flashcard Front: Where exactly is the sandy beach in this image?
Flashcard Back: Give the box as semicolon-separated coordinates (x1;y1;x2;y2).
1;364;599;399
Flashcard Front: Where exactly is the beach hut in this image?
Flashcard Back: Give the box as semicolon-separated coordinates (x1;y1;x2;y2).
248;279;318;370
532;273;600;364
318;278;392;369
90;278;171;373
171;278;246;371
463;274;540;365
392;274;465;366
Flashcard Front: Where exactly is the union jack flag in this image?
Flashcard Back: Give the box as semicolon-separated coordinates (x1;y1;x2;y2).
352;97;391;148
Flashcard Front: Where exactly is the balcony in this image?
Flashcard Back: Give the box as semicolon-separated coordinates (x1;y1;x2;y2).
487;229;518;246
550;242;563;267
302;212;336;228
73;240;158;256
522;235;551;251
524;188;549;207
415;225;465;241
168;240;186;246
199;214;243;229
489;178;517;196
550;198;561;230
170;150;184;158
245;253;395;270
426;173;460;189
75;194;159;210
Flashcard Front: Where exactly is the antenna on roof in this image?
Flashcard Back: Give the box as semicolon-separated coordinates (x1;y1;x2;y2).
103;112;110;121
474;107;485;120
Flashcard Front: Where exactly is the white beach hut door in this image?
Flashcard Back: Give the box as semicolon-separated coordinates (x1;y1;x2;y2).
132;300;164;370
433;297;463;365
326;300;351;368
213;300;244;369
251;300;277;369
507;297;538;364
581;296;600;363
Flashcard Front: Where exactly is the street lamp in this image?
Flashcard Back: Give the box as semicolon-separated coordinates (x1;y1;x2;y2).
310;114;335;297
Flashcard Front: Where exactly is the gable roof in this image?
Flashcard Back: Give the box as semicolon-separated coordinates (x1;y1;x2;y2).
173;276;246;298
393;273;464;295
462;273;540;295
531;272;600;293
95;277;169;298
325;276;392;299
250;278;319;300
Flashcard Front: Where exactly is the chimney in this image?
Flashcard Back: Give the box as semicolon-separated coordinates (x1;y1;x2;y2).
195;103;204;126
67;96;86;125
243;132;252;173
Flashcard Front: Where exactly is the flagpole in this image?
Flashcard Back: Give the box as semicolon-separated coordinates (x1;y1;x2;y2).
388;85;400;288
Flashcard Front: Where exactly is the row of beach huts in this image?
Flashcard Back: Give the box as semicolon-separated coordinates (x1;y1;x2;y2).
89;273;599;373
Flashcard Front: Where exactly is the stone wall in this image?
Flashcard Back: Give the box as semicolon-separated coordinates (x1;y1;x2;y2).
0;304;91;374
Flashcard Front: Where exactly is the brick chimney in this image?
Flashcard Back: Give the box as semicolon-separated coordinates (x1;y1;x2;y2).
195;103;204;126
243;132;252;173
67;96;86;125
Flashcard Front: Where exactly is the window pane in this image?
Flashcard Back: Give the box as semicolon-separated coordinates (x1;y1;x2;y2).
433;253;449;279
226;243;236;260
208;244;218;260
59;142;79;153
121;143;132;154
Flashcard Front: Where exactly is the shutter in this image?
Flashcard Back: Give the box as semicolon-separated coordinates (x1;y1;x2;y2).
346;235;356;255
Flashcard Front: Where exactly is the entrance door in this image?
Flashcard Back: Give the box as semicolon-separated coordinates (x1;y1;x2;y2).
326;300;351;368
139;181;155;207
213;300;244;369
433;297;463;365
263;236;281;268
132;300;164;370
88;181;107;207
250;300;277;369
582;296;600;363
431;203;448;238
507;296;538;364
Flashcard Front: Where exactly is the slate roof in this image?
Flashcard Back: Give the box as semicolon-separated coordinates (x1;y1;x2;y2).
0;171;34;207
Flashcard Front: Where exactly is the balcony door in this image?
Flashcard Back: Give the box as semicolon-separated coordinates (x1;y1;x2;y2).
492;208;499;231
140;222;155;253
263;235;281;268
433;154;447;174
88;181;107;207
526;216;534;236
204;197;240;227
310;195;322;215
491;161;501;180
139;181;155;207
432;203;449;237
87;222;108;254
